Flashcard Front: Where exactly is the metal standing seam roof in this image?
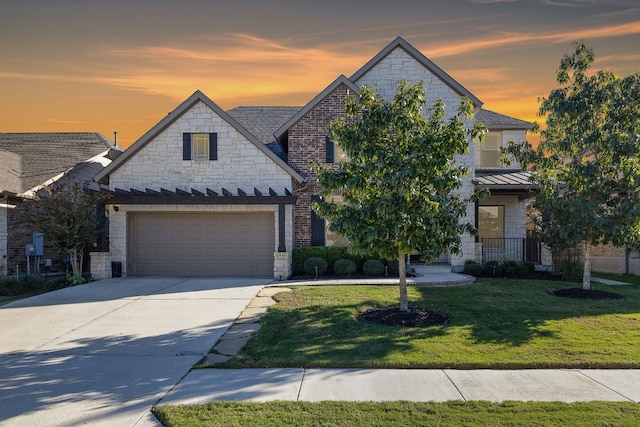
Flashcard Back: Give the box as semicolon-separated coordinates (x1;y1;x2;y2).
473;170;538;190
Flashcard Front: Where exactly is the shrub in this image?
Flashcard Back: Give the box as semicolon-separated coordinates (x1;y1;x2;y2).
362;259;385;276
502;260;519;277
304;257;328;276
325;247;350;273
292;247;327;275
562;260;584;283
463;260;483;276
334;258;357;276
483;260;502;276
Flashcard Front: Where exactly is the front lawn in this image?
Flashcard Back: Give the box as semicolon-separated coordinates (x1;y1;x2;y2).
153;401;640;427
215;278;640;369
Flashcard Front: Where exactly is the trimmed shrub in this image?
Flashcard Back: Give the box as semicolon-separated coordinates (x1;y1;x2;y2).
562;260;584;283
502;260;519;277
325;247;350;273
483;260;502;276
362;259;385;276
304;257;328;276
292;247;327;275
386;259;399;275
463;260;483;276
334;258;357;276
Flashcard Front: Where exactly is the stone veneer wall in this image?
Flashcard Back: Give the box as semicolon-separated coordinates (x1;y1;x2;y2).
108;203;293;279
288;83;353;246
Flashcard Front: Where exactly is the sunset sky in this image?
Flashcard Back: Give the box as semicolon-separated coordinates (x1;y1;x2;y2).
1;0;639;147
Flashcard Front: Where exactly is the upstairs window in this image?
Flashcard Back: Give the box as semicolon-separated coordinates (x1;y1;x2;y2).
480;132;502;168
325;136;348;164
183;133;218;161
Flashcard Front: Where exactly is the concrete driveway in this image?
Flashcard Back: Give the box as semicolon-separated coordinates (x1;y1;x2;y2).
0;276;270;427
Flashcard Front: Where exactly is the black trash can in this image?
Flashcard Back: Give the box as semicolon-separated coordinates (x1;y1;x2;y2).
111;261;122;278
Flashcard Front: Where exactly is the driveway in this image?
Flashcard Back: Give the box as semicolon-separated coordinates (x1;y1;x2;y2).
0;277;270;427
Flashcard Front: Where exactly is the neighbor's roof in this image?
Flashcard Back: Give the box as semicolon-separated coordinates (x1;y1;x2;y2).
473;170;538;191
227;106;301;160
95;90;305;184
476;109;532;130
0;132;115;194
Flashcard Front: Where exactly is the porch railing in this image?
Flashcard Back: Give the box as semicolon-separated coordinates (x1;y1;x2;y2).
480;238;541;263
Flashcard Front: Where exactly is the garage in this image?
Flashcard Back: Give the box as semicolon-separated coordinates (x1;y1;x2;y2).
128;212;274;277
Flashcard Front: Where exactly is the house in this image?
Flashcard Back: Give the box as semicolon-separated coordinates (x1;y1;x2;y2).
92;37;547;280
0;133;119;276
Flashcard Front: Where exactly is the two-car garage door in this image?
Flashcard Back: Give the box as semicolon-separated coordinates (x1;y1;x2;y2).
128;212;274;277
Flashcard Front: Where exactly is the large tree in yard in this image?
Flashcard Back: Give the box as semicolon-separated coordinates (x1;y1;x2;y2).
505;42;640;290
25;183;107;284
313;80;486;312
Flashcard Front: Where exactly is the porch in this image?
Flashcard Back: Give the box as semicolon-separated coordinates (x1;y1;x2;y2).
479;237;541;264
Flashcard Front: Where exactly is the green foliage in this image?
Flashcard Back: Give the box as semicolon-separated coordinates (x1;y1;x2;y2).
313;79;486;310
334;258;357;276
24;183;107;277
303;257;328;276
362;259;385;276
385;259;399;275
65;273;86;286
504;42;640;289
562;260;584;283
482;260;502;276
462;260;483;276
292;247;328;275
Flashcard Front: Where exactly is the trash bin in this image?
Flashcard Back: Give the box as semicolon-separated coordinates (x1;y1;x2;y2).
111;262;122;278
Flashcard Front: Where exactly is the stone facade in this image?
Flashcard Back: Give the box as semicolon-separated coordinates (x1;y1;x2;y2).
109;101;292;195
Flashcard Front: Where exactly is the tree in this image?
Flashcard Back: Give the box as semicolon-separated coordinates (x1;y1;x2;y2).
313;80;486;312
25;183;107;284
505;42;640;290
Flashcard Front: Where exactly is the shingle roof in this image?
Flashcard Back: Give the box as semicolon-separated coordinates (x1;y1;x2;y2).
227;106;301;160
0;132;114;193
473;170;538;190
476;109;532;130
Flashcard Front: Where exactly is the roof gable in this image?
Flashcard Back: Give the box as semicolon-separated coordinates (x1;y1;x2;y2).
274;75;359;143
350;36;483;108
95;91;304;184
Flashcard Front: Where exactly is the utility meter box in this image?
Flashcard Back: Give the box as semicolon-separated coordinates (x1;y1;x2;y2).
25;244;35;256
32;232;44;256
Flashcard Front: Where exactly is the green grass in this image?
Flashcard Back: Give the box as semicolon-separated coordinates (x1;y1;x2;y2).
214;277;640;369
153;401;640;427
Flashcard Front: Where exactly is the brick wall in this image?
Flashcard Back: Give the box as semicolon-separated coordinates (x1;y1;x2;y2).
288;83;353;246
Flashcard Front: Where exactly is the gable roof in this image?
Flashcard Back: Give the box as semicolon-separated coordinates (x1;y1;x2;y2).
227;106;300;160
476;109;532;130
273;75;360;143
95;90;305;184
350;36;483;108
0;132;115;194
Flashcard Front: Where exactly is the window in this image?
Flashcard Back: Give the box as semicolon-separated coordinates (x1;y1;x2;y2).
478;205;504;248
480;132;502;168
325;195;350;247
310;194;349;247
183;133;217;161
325;136;348;164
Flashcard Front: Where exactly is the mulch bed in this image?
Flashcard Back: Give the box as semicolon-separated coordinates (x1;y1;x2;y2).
551;288;624;300
358;306;448;327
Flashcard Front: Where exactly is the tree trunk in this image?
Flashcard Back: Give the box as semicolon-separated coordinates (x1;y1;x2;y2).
398;252;409;312
582;242;592;291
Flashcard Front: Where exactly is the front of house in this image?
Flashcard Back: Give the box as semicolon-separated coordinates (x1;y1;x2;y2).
93;37;545;280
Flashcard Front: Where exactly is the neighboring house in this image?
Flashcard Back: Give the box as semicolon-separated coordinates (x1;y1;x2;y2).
93;36;546;280
0;133;119;276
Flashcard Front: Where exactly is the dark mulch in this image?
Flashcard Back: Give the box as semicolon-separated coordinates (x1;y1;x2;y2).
358;306;448;327
551;288;624;300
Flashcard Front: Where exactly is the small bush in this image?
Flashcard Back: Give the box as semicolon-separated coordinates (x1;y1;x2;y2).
502;260;519;277
483;260;502;276
292;247;327;275
463;260;483;276
334;258;357;276
304;257;328;276
386;259;399;275
562;260;584;283
362;259;385;276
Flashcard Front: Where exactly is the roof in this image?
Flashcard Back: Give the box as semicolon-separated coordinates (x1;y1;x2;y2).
227;106;300;160
95;90;305;184
350;36;483;108
0;132;115;194
476;109;532;130
473;170;538;191
273;75;360;143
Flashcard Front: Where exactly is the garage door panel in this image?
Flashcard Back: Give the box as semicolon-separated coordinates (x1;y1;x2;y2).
128;213;274;277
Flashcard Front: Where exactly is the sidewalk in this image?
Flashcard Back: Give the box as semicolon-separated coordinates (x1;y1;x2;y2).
158;368;640;405
156;274;640;407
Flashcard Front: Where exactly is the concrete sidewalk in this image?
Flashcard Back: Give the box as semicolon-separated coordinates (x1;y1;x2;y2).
159;368;640;405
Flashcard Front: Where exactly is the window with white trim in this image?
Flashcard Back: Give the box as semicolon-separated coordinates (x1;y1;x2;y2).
480;131;502;168
182;132;218;161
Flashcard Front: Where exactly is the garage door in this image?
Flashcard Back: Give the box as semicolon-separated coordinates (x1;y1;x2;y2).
128;212;274;277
